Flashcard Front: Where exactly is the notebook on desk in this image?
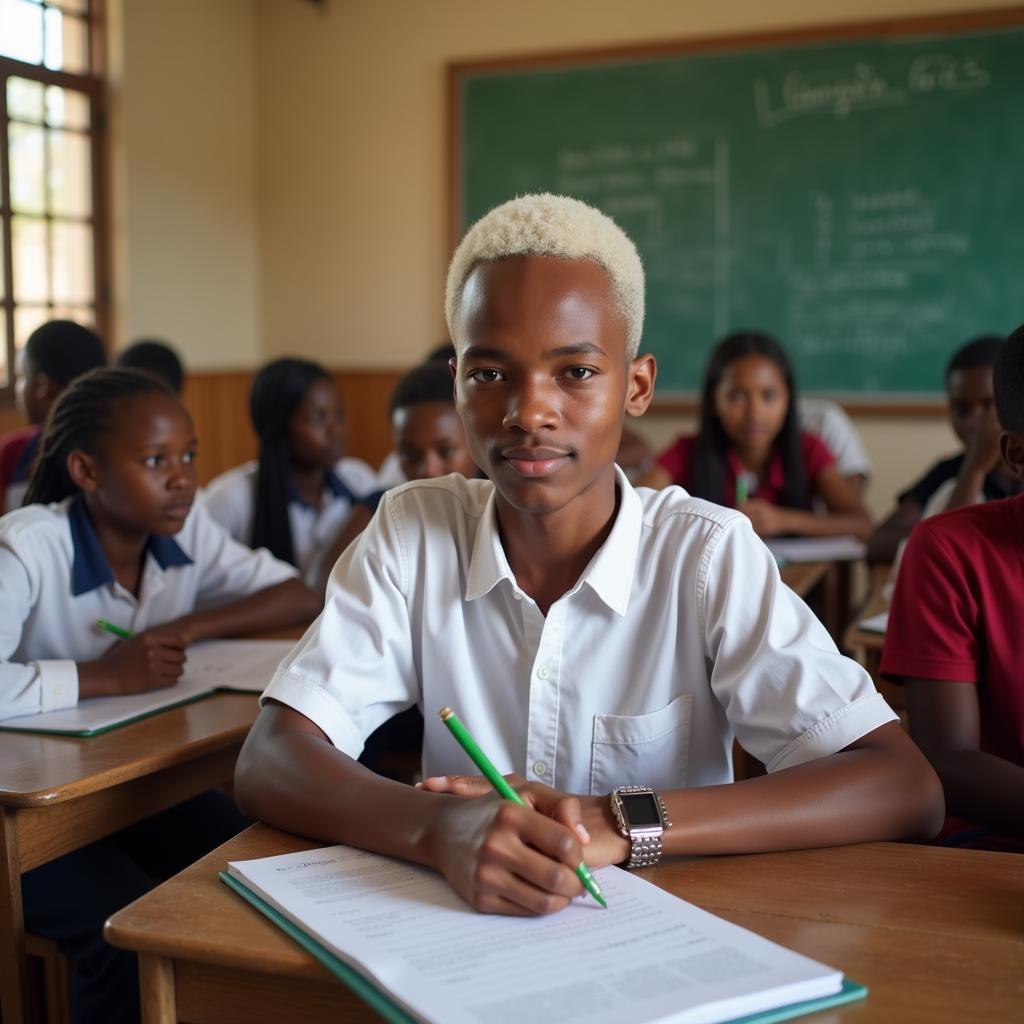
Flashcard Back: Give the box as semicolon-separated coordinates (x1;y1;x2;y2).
0;639;295;736
767;536;866;565
223;843;867;1024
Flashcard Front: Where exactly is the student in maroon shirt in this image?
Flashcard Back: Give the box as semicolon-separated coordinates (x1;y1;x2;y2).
882;322;1024;849
640;331;871;540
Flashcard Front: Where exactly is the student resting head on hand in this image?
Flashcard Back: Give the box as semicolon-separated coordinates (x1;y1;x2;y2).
235;193;942;920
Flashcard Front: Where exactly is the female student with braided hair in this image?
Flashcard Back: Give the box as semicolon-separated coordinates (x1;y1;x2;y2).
203;357;383;591
0;366;318;1022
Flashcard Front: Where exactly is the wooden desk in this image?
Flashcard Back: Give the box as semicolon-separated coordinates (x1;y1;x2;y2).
779;559;856;646
0;692;260;1024
107;823;1024;1023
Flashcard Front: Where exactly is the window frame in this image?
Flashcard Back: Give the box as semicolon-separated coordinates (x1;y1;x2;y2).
0;0;109;404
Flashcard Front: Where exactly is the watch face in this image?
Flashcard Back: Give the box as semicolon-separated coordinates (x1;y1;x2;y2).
621;792;662;828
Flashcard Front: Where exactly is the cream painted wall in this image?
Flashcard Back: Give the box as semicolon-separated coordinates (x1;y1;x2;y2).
252;0;1013;517
107;0;260;369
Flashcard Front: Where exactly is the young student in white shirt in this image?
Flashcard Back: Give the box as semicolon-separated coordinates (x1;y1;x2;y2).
0;367;319;1023
235;194;943;918
203;357;382;591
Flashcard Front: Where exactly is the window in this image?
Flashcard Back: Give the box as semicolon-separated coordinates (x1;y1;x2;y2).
0;0;106;398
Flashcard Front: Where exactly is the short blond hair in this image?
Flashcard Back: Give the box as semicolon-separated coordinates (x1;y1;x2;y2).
445;193;645;358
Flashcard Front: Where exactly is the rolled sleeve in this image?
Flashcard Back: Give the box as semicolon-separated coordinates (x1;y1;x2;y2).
701;517;896;771
260;493;418;756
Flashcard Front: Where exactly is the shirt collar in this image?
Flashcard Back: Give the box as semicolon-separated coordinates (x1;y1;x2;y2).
287;468;356;510
68;496;193;597
464;466;642;617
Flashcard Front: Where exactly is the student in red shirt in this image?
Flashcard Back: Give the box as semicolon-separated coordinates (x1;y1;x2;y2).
640;332;871;540
881;322;1024;849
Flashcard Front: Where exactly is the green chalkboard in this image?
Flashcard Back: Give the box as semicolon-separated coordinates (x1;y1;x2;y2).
452;16;1024;397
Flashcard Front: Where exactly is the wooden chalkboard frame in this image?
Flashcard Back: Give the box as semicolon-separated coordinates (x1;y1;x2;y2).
447;5;1024;415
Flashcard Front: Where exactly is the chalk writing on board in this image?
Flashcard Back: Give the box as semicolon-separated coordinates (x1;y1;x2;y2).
908;55;990;93
556;134;733;335
753;64;907;129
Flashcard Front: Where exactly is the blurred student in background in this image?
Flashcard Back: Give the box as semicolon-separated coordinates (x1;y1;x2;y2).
115;338;185;395
0;320;106;512
640;331;872;540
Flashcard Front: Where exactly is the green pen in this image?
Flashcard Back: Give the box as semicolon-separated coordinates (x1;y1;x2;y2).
735;472;750;505
96;618;133;640
438;706;608;909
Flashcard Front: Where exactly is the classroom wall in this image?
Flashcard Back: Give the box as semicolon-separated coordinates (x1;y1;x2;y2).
106;0;261;370
251;0;1016;518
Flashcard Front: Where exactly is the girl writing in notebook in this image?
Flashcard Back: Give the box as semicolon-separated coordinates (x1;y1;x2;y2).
640;332;872;540
0;367;318;1022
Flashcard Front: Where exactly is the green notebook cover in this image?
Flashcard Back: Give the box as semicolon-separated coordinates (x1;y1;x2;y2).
220;871;867;1024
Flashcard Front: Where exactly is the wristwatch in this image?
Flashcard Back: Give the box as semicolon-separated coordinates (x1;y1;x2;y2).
610;785;671;869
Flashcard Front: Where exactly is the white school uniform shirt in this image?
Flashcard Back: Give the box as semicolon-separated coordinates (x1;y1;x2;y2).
0;496;298;720
264;468;895;793
798;398;872;481
202;457;382;588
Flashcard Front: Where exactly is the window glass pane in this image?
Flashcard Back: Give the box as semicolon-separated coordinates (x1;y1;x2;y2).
48;129;91;218
45;85;90;130
50;304;93;327
12;216;48;302
51;220;93;303
43;7;88;74
9;122;46;214
14;304;49;351
0;0;44;65
7;78;45;124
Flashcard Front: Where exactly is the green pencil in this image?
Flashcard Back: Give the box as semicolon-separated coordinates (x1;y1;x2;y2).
96;618;133;640
438;706;607;908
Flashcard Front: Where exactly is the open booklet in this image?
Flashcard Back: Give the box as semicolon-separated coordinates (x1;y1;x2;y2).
223;844;866;1024
0;639;296;736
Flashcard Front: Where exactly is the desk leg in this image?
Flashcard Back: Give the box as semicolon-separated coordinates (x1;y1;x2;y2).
139;954;177;1024
0;807;28;1024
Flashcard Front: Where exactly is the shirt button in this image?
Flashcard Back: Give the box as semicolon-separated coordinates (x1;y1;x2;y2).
533;761;547;776
53;686;63;696
537;665;551;680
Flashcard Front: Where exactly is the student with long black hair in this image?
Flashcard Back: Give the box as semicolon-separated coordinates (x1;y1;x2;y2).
0;367;317;1022
641;332;872;540
204;358;382;590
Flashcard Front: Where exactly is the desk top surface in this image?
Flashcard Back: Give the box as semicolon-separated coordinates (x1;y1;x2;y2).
107;823;1024;1023
0;691;258;808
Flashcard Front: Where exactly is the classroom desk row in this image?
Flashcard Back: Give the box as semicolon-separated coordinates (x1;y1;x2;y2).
105;823;1024;1024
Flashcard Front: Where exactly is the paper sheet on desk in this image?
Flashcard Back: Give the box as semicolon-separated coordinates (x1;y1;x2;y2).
227;844;843;1024
0;639;295;734
857;612;888;634
767;536;866;564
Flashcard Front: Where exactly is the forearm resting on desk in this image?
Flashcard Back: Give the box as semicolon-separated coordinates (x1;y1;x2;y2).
171;578;320;644
658;724;944;856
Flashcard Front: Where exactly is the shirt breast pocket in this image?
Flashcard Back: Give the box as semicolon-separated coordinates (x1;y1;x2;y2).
589;695;693;795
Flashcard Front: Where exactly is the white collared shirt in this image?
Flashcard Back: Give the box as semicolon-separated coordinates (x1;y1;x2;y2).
203;457;382;587
264;468;894;792
798;398;872;480
0;497;298;720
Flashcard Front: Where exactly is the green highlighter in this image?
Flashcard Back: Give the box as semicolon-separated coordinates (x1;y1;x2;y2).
438;706;608;908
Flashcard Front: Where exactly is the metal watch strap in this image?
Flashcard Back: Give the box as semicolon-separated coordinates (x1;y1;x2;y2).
626;829;665;869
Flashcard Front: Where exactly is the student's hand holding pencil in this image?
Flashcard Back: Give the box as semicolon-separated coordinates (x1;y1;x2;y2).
77;626;188;698
420;773;631;871
421;778;595;917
